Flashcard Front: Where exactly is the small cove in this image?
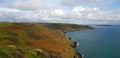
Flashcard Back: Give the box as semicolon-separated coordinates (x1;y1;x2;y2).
66;25;120;58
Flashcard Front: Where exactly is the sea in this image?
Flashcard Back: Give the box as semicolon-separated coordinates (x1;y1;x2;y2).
66;25;120;58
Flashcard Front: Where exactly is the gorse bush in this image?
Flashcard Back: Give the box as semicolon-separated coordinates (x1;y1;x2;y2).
0;32;19;44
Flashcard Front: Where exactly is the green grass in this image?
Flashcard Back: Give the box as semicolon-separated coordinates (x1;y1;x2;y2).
0;47;44;58
26;53;35;58
26;51;44;58
0;47;13;53
0;23;11;28
0;55;6;58
0;22;83;58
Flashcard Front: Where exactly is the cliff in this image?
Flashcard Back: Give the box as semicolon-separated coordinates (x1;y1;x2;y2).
0;23;92;58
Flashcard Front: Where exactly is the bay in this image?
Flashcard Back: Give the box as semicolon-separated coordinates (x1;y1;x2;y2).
66;26;120;58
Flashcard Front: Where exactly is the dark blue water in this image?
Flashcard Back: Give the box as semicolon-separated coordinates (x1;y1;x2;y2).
66;26;120;58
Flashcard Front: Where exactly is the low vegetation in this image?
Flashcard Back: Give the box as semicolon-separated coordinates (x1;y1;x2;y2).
0;22;91;58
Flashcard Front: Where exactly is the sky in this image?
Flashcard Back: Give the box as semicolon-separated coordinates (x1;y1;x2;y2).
0;0;120;25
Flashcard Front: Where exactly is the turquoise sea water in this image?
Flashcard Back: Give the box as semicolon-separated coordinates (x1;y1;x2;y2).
66;26;120;58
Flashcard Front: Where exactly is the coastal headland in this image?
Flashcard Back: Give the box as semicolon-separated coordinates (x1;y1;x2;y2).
0;22;92;58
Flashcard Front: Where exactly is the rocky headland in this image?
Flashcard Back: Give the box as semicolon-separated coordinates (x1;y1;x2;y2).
0;23;92;58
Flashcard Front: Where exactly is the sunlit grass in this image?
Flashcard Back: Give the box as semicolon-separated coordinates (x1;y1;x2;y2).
0;22;85;58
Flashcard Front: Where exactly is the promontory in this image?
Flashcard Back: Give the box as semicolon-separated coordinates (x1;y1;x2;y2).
0;23;92;58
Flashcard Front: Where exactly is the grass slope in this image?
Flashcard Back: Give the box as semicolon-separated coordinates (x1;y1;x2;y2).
0;23;91;58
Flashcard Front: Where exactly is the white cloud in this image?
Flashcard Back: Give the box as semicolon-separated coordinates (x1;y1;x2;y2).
11;0;46;10
72;6;103;19
72;6;120;21
60;0;116;7
0;0;120;25
0;7;120;24
52;8;65;16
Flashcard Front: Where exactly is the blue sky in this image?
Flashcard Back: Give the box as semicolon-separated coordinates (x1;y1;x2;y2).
0;0;120;24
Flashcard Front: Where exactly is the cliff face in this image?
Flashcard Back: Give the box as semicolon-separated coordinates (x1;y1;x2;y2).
0;23;92;58
42;23;93;32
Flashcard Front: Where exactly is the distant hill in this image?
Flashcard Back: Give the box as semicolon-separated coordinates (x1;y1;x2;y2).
0;22;92;58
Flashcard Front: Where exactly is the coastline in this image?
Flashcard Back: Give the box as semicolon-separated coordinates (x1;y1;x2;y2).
0;23;93;58
64;27;93;58
43;23;93;58
64;31;82;58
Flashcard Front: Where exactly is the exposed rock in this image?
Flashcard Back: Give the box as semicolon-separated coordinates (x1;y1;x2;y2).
74;52;82;58
33;49;50;58
70;41;78;48
69;37;72;40
33;49;43;52
8;45;16;48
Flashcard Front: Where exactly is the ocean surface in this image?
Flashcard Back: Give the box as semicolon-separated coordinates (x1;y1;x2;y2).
66;25;120;58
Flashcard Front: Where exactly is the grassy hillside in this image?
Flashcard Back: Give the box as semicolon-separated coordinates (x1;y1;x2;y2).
0;23;92;58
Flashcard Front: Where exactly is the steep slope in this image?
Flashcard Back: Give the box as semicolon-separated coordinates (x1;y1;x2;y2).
0;23;92;58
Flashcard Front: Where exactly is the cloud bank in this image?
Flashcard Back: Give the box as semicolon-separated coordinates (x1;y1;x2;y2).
11;0;46;10
0;0;120;25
